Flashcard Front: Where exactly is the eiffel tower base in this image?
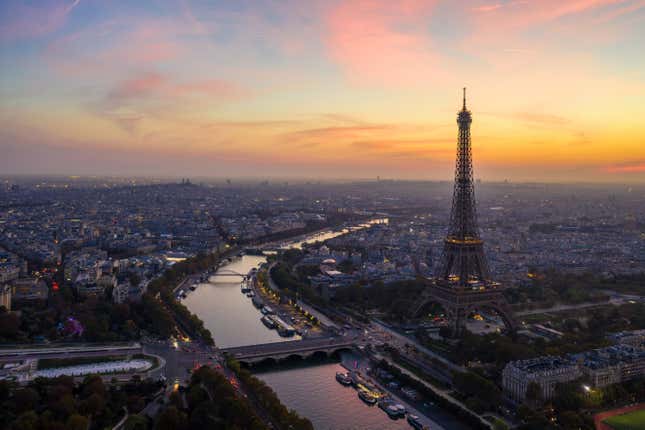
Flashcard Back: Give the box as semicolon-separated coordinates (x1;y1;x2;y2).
413;280;517;337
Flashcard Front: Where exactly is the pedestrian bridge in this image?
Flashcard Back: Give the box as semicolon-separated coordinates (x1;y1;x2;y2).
212;269;247;277
221;337;355;364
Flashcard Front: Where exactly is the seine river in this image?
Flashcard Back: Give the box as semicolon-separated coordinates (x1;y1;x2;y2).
183;222;470;430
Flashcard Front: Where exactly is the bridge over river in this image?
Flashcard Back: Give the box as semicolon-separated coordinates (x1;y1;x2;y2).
220;337;356;364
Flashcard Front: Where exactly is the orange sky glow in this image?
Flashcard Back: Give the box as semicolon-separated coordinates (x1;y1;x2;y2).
1;0;644;182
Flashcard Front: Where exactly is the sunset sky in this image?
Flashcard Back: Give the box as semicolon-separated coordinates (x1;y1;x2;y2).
1;0;644;182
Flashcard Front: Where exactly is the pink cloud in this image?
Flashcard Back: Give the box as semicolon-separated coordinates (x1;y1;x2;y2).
604;162;645;173
472;3;505;12
466;0;631;43
323;0;443;85
107;72;166;102
1;0;80;41
45;18;187;78
94;71;247;132
104;71;247;105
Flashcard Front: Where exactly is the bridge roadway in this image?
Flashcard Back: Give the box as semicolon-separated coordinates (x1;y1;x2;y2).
220;336;356;363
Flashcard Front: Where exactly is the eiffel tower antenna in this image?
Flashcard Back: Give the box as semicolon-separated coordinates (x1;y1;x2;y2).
462;87;466;110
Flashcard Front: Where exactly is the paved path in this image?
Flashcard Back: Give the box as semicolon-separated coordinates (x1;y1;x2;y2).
515;298;623;316
371;319;465;373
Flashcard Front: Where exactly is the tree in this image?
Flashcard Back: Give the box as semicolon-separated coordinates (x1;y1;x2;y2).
12;411;38;430
558;410;585;429
80;393;105;416
124;415;149;430
13;387;40;414
154;406;187;430
66;414;89;430
492;418;509;430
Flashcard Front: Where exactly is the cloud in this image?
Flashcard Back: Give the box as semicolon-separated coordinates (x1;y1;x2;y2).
202;120;302;129
323;0;442;85
604;162;645;173
481;111;571;127
290;125;396;140
472;4;505;12
351;138;454;159
0;0;81;41
513;112;571;126
93;71;247;133
103;72;246;106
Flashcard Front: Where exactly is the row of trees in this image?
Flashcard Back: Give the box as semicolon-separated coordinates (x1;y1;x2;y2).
226;359;314;430
333;279;427;320
507;271;645;310
1;249;225;344
153;365;268;430
0;375;163;430
145;251;226;344
269;261;324;306
0;286;177;344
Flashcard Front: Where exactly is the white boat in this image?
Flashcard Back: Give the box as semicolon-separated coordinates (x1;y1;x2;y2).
335;372;352;386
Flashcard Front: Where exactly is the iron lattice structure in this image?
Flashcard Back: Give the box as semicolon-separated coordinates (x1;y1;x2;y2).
414;89;517;336
438;88;490;288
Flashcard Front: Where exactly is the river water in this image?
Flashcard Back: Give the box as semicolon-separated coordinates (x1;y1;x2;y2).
183;221;470;430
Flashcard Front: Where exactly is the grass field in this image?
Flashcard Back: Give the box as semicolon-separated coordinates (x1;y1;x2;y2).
603;408;645;430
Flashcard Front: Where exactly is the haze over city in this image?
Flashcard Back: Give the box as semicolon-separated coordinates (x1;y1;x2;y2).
1;0;644;181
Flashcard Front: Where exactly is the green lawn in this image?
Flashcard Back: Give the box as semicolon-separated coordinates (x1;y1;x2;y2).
603;409;645;430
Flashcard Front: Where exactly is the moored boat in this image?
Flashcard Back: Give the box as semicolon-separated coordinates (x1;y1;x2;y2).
261;315;277;329
358;389;377;405
335;372;352;386
252;295;264;308
406;414;425;429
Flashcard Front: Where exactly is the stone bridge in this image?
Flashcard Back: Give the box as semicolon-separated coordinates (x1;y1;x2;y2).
221;337;355;364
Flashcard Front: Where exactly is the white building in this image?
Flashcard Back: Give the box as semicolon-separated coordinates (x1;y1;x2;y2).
502;357;581;403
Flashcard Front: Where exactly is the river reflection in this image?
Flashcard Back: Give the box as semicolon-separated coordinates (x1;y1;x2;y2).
181;255;297;348
257;358;413;430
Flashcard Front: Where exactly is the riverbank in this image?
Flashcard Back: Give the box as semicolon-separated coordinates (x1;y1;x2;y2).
182;219;485;430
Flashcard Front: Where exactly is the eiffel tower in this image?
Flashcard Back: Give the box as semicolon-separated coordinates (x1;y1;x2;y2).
414;89;516;335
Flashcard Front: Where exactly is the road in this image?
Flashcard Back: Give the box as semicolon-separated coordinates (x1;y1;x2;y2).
514;295;633;316
221;336;356;361
369;319;465;373
143;340;217;385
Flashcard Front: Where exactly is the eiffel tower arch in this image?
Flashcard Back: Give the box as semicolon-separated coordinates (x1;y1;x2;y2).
415;89;517;336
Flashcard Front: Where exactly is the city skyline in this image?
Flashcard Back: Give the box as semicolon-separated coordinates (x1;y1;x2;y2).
2;0;645;182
